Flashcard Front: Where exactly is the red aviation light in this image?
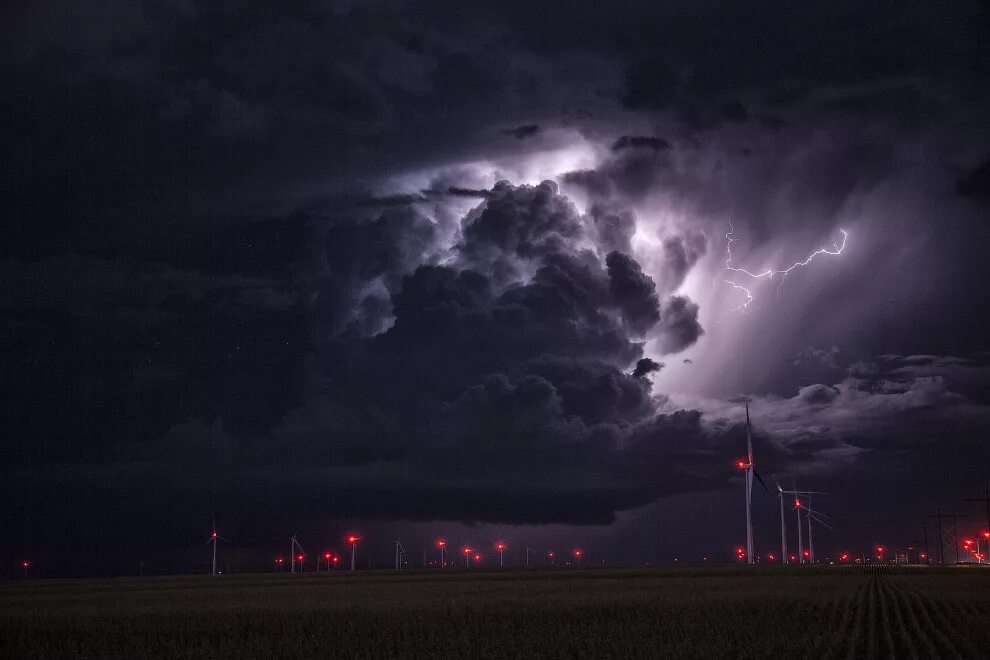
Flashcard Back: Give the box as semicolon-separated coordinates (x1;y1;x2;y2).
437;539;446;548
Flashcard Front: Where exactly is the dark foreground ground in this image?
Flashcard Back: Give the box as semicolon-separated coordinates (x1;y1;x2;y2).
2;566;989;659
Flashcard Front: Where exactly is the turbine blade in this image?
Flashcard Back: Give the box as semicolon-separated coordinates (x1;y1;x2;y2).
753;469;771;493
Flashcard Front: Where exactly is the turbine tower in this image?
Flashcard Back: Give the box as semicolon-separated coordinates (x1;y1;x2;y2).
204;526;233;576
290;534;304;573
394;539;405;570
735;403;769;564
796;496;832;563
773;478;788;564
745;404;754;563
775;480;825;565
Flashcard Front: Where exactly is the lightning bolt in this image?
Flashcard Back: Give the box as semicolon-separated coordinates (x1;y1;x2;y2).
717;223;848;323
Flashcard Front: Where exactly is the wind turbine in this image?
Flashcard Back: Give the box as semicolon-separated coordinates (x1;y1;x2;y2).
525;547;536;568
436;538;447;567
347;535;360;571
773;478;789;564
204;528;233;575
735;403;769;564
394;539;406;570
796;496;832;563
290;534;305;573
774;479;826;565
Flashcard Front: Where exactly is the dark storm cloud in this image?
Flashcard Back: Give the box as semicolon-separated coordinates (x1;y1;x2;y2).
502;124;541;139
631;357;663;379
457;180;584;282
655;295;703;355
605;251;661;335
4;0;990;574
587;203;636;254
658;232;707;293
611;136;671;152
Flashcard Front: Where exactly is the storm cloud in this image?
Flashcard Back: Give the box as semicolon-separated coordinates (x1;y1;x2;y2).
3;0;990;575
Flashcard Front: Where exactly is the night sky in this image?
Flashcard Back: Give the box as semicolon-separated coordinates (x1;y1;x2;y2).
3;1;990;576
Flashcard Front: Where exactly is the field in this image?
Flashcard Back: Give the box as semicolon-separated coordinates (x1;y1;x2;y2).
2;566;989;659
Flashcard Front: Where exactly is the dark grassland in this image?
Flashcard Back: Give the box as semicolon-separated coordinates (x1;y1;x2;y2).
2;566;989;659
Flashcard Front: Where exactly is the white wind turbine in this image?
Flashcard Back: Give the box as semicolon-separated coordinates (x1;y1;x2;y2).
290;534;305;573
773;479;826;565
394;539;406;570
735;403;770;564
796;495;832;563
204;527;233;575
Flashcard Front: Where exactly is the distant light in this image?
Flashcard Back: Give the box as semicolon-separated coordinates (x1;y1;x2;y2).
212;531;217;538
348;536;359;544
437;539;446;548
474;554;481;561
324;553;331;559
297;555;304;561
22;561;30;568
